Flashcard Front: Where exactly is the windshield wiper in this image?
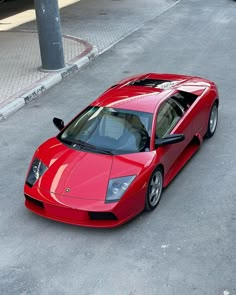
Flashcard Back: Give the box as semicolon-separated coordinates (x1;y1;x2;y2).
61;138;113;155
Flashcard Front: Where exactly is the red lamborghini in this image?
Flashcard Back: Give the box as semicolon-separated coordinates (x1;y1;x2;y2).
24;73;219;227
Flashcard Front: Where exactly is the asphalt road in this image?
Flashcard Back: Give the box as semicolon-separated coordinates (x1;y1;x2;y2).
0;0;236;294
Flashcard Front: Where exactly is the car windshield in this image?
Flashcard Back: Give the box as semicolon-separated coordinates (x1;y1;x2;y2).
59;106;152;155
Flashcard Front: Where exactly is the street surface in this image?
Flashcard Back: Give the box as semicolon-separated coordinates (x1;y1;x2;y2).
0;0;236;294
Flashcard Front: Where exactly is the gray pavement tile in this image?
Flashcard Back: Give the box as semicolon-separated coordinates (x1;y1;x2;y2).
19;0;179;52
0;31;97;120
0;31;88;106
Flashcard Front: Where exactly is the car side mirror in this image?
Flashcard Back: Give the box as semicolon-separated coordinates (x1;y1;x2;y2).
155;134;185;148
53;117;64;131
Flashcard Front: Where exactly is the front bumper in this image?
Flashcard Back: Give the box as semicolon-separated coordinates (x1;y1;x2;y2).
24;185;144;228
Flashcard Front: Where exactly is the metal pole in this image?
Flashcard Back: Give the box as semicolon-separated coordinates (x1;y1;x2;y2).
34;0;65;70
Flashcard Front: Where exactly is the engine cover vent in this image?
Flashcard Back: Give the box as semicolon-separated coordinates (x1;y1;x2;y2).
129;79;179;90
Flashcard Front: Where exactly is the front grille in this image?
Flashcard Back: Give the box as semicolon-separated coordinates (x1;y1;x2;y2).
25;194;44;208
88;212;118;220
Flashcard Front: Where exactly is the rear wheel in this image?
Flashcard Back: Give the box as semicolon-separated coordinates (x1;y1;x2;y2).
205;102;218;138
145;167;163;211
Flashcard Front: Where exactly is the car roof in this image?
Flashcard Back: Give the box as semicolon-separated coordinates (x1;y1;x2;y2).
91;73;211;113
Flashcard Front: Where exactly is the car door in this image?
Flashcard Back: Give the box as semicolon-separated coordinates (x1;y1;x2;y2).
153;98;192;174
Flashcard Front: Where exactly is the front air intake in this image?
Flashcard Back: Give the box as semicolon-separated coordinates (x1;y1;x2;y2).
88;212;118;220
25;194;44;208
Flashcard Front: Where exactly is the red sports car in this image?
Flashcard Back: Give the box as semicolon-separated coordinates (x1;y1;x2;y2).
24;73;219;228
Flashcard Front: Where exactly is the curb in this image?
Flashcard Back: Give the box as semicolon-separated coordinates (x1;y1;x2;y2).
0;36;98;121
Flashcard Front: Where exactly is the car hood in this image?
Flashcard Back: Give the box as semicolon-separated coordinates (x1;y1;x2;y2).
35;137;154;201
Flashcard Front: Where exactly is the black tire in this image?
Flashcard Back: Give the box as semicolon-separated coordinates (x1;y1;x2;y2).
145;167;163;211
205;102;218;139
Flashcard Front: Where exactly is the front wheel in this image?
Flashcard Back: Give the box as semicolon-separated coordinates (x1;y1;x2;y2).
145;167;163;211
205;102;218;138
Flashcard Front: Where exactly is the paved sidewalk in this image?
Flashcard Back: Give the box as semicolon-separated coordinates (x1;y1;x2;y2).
0;0;179;121
0;31;97;120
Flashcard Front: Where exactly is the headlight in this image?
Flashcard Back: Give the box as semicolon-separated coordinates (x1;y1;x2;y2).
26;158;47;187
106;175;136;203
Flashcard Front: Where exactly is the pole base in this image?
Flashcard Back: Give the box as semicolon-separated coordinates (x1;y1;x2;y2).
37;66;67;73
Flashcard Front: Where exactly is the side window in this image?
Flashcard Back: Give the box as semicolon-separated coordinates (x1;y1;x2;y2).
171;91;198;110
156;100;183;138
